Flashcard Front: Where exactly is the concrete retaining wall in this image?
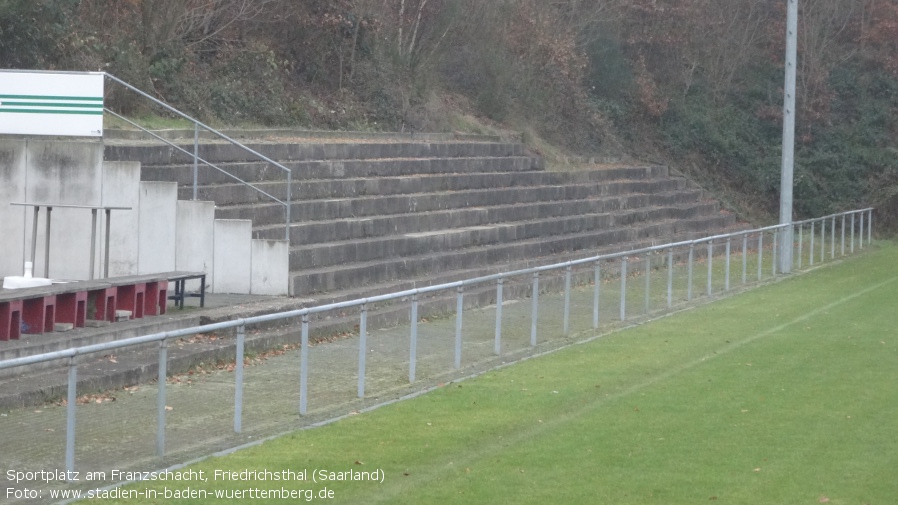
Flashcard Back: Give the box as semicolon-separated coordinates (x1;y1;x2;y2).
0;140;26;277
101;161;141;277
213;219;252;294
251;239;289;295
0;139;267;295
137;181;178;274
16;141;104;280
176;200;215;292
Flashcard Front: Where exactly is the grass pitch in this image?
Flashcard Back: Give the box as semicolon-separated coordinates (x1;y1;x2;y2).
94;242;898;504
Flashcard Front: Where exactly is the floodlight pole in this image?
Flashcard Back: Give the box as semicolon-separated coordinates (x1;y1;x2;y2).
778;0;798;273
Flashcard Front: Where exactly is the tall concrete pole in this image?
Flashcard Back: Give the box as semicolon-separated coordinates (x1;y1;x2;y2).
778;0;798;273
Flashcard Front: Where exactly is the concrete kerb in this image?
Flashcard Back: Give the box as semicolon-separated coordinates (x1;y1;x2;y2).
103;128;507;144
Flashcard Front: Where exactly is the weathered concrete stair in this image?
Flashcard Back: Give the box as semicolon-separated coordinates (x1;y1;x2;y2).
106;134;740;302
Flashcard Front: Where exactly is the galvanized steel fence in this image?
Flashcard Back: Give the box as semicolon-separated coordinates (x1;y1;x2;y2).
0;208;874;478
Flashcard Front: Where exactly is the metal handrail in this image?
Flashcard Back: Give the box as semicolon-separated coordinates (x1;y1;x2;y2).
104;110;288;208
103;73;293;240
0;207;874;373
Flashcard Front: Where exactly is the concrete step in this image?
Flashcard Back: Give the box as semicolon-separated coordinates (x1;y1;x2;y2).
291;213;737;295
107;140;529;166
104;127;503;143
0;311;203;380
215;178;691;226
298;221;749;310
255;189;707;243
174;165;672;203
147;156;539;187
289;202;722;270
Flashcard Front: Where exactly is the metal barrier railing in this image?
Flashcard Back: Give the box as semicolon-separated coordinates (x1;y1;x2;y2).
103;73;293;240
0;208;874;477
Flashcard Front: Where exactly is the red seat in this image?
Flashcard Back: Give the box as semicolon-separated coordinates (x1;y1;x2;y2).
22;295;56;334
56;291;88;328
145;280;168;316
117;282;147;319
87;287;117;323
0;300;23;341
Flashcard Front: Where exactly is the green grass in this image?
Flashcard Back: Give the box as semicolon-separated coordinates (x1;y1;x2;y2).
92;242;898;504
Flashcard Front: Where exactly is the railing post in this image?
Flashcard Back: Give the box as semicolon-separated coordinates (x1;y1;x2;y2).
65;356;78;478
831;216;836;259
687;245;694;300
531;272;539;346
725;238;731;291
841;214;846;256
620;257;628;321
850;213;855;253
410;294;418;383
666;249;673;308
820;218;826;262
810;221;815;265
89;209;97;280
455;287;464;369
798;223;803;269
156;339;168;457
757;232;764;280
192;122;199;201
593;261;601;329
706;241;713;297
30;206;39;268
868;209;873;245
772;231;778;277
644;254;651;314
44;206;52;278
742;234;748;284
104;208;112;279
563;266;572;336
358;303;368;398
299;314;309;415
285;170;293;241
860;212;865;249
234;324;245;433
495;278;504;355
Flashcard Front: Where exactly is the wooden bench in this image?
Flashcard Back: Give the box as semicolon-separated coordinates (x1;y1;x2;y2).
0;271;206;341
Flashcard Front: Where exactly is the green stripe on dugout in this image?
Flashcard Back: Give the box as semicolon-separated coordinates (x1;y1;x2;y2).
0;94;104;115
0;94;103;101
0;108;104;115
1;101;102;108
